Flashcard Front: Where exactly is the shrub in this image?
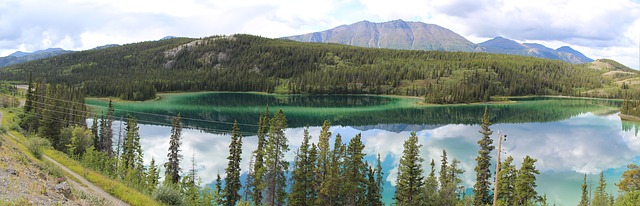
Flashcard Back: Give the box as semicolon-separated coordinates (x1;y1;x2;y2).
27;137;51;159
152;184;184;206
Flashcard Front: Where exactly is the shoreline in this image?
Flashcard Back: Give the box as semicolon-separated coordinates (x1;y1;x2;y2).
85;91;622;106
619;113;640;122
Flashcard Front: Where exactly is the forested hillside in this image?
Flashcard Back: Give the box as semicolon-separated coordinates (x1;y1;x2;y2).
0;34;635;103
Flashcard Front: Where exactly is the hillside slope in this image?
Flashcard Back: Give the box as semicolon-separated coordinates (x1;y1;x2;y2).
478;37;593;64
282;20;479;52
0;35;633;103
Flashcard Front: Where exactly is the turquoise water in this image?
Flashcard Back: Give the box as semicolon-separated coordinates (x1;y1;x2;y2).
87;92;637;205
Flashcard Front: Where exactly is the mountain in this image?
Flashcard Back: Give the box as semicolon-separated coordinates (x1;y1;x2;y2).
0;48;73;68
0;34;628;103
282;19;479;52
284;20;594;64
478;37;593;64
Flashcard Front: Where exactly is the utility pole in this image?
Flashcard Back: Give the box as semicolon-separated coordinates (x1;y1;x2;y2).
493;131;507;206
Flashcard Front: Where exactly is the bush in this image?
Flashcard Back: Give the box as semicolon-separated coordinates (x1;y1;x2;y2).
152;184;184;206
27;137;51;159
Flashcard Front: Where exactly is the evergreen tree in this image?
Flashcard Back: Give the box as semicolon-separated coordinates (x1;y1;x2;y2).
441;159;464;205
224;120;243;206
515;155;540;205
592;171;609;206
497;156;516;206
147;157;160;193
102;100;115;156
325;133;346;205
344;133;367;206
215;173;224;206
182;153;201;206
424;159;440;205
307;143;319;206
474;107;494;206
439;149;449;190
251;110;269;206
165;113;182;184
121;114;143;173
616;164;640;192
90;115;100;153
23;72;33;114
290;127;316;206
264;109;289;206
315;120;332;205
578;174;589;206
395;132;425;205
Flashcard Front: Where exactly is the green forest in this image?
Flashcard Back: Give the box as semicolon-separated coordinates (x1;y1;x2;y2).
4;83;639;206
0;35;636;103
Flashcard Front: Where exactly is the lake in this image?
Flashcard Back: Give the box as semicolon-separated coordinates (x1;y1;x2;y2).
86;92;639;205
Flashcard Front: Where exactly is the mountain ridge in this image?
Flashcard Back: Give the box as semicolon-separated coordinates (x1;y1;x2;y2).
282;19;480;52
0;48;74;68
284;20;593;64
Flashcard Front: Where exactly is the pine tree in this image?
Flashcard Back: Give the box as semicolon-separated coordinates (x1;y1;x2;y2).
224;120;243;206
441;159;465;205
474;107;494;206
251;110;269;206
147;157;160;193
121;114;142;173
23;72;34;114
315;120;332;205
578;174;589;206
325;133;346;205
290;127;315;206
424;159;440;206
90;115;100;153
395;132;424;206
165;113;182;184
515;155;540;205
592;171;609;206
439;149;449;190
616;164;640;192
182;153;201;206
102;100;115;156
264;109;289;206
495;156;516;206
307;143;319;205
215;173;224;206
344;133;367;206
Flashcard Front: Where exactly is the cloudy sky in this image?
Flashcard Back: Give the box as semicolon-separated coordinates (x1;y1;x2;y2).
2;0;639;69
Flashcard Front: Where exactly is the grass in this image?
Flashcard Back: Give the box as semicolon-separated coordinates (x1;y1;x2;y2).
1;107;161;206
43;150;162;206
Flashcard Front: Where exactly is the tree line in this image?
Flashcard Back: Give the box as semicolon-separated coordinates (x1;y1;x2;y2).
0;34;625;103
14;81;640;205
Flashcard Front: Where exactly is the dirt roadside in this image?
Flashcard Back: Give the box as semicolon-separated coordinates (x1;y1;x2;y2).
0;111;128;206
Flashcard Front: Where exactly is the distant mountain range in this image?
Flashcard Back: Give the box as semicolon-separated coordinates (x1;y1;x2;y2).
0;48;74;68
283;20;593;64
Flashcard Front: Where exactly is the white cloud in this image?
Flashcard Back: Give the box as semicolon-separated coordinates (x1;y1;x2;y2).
1;0;639;69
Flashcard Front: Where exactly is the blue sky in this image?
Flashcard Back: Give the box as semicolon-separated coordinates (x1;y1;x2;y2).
1;0;639;69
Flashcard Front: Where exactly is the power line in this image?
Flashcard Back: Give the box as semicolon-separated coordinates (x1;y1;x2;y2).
29;98;257;135
29;92;262;128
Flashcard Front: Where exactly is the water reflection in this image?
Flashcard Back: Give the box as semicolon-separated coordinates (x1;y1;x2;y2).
86;93;635;205
131;112;639;206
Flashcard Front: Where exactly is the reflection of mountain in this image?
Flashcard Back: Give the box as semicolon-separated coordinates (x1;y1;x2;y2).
351;124;445;133
87;94;620;135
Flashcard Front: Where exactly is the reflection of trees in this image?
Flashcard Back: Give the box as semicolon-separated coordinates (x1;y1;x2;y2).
622;121;640;136
88;95;621;135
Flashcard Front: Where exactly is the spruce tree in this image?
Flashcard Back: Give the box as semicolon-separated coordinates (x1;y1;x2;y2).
578;174;589;206
474;107;494;206
515;155;540;205
23;72;33;114
441;159;465;205
326;133;346;205
264;109;289;206
592;171;609;206
315;120;332;205
497;156;516;206
344;133;367;206
224;120;243;206
147;157;160;193
395;132;424;206
307;143;319;205
121;114;142;172
251;110;269;206
616;164;640;192
102;100;115;156
424;159;440;205
290;127;315;206
165;113;182;184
